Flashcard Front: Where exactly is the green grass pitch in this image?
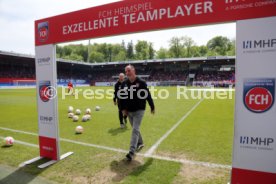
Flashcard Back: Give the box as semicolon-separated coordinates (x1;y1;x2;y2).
0;87;234;184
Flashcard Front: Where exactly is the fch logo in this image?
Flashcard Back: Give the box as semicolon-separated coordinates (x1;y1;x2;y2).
38;22;49;42
244;79;275;113
39;81;51;102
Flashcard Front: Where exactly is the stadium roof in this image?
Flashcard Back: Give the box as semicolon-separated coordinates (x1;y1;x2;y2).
0;50;235;67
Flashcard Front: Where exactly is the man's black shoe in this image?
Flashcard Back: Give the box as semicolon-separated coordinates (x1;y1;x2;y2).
124;117;127;125
126;151;134;161
136;144;144;152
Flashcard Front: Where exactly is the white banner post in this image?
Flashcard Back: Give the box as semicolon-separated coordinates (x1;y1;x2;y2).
232;16;276;183
20;44;73;168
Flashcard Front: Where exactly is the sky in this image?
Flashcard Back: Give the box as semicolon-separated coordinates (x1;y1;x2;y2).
0;0;236;55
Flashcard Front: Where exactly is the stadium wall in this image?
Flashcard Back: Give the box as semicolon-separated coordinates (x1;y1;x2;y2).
0;78;90;88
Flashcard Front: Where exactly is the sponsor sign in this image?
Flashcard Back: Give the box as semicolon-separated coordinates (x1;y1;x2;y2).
232;17;276;183
243;79;275;113
35;45;59;160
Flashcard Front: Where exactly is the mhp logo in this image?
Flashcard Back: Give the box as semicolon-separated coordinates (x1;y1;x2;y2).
38;22;49;42
243;79;275;113
240;136;274;146
243;39;276;49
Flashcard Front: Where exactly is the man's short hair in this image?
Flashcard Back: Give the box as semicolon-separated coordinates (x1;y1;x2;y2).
125;64;135;70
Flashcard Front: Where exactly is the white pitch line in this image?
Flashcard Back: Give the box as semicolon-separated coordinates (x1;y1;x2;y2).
0;127;37;136
60;138;129;154
145;98;204;156
0;126;231;169
148;155;231;169
0;127;128;154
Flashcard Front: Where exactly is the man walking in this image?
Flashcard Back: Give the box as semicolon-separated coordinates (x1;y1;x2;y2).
113;73;127;128
119;65;155;161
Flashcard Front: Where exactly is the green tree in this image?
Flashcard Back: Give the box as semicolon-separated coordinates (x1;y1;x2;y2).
121;40;126;52
207;50;218;57
114;50;127;61
126;41;135;60
89;51;105;63
169;37;184;58
227;39;236;56
135;40;149;60
56;35;236;63
56;45;63;58
63;53;83;61
149;42;155;59
182;36;195;57
107;44;112;62
119;40;127;61
207;36;232;56
189;46;201;57
198;45;208;56
74;44;88;62
110;44;125;61
156;47;169;59
63;45;73;56
96;43;109;61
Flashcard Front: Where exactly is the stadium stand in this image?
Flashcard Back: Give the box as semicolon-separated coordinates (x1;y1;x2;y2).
0;50;235;87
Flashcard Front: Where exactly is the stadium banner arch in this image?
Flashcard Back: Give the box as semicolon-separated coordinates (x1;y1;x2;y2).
30;0;276;180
